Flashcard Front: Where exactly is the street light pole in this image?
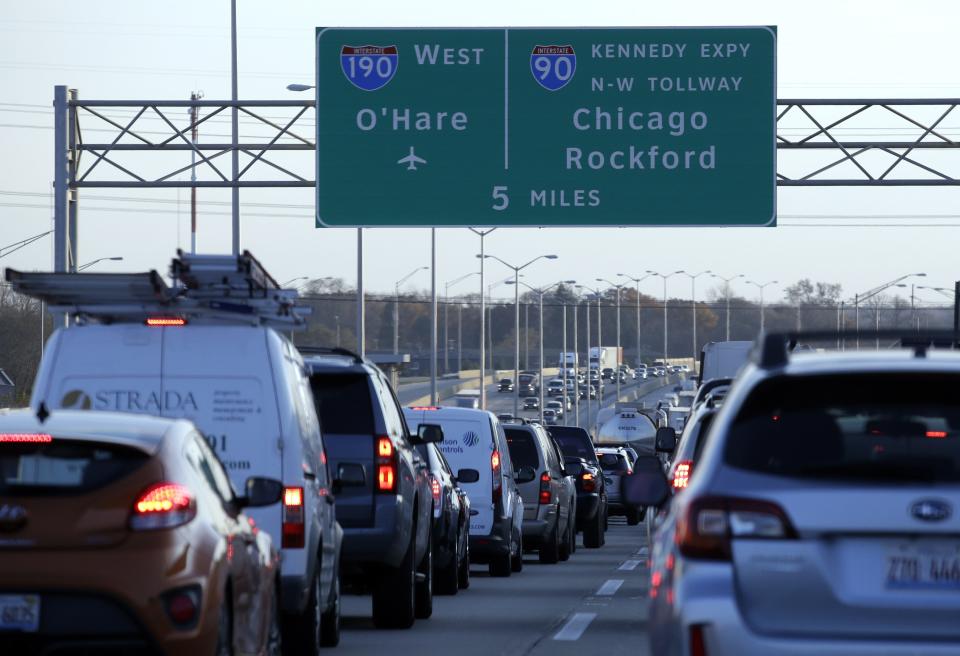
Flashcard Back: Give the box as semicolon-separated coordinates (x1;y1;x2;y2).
746;279;778;334
647;271;682;364
484;253;558;418
77;256;124;271
598;278;625;402
711;273;745;340
444;271;481;375
676;271;710;363
851;272;927;348
619;273;654;368
469;228;497;410
394;266;428;355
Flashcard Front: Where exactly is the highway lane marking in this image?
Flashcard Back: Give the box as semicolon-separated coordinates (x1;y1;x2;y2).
595;579;624;596
618;559;642;571
553;612;597;641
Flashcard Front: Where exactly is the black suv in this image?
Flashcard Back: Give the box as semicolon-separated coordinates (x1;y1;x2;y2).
303;348;439;629
548;425;608;548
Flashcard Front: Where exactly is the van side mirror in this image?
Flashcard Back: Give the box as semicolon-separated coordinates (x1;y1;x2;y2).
514;466;536;484
416;423;444;444
655;427;677;453
333;462;366;494
456;468;480;484
240;476;284;508
621;456;670;508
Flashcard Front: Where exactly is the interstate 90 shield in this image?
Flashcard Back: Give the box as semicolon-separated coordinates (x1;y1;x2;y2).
529;45;576;91
340;45;398;91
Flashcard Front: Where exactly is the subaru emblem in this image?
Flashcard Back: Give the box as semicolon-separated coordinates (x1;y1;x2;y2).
910;499;951;522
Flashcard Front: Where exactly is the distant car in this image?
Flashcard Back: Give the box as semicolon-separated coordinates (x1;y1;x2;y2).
636;366;648;379
523;397;540;410
542;409;559;425
601;367;615;380
597;447;641;525
498;378;514;392
0;410;284;655
580;386;598;400
549;425;608;548
497;413;516;423
545;400;564;419
505;423;577;563
547;379;565;396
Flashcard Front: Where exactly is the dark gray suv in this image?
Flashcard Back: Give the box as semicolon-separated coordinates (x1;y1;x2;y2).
303;348;438;630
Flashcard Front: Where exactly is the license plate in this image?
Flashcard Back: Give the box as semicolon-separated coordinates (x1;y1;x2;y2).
0;594;40;632
886;543;960;590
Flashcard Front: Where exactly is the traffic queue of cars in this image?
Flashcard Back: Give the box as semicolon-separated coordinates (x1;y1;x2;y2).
0;252;623;654
621;333;960;655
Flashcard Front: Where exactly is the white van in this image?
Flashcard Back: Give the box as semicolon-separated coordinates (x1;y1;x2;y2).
403;406;527;577
10;253;343;652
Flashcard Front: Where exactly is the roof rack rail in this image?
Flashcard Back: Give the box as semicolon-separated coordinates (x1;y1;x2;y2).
5;250;311;330
297;346;364;364
755;330;960;369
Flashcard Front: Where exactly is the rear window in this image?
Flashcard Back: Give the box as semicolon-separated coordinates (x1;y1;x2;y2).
505;429;540;470
550;430;596;463
599;453;628;472
0;439;149;495
310;374;375;435
725;374;960;482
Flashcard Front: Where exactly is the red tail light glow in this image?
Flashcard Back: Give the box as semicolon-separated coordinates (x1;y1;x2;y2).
677;497;797;560
689;624;708;656
0;433;53;443
163;586;201;627
927;430;948;439
491;450;503;504
378;438;394;458
430;476;441;502
672;461;693;489
539;472;552;505
375;436;397;493
581;471;596;493
410;406;440;411
130;483;195;530
282;485;305;548
145;317;187;327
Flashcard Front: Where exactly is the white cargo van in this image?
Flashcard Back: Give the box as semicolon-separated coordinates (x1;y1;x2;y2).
9;252;343;652
699;340;753;384
403;406;528;577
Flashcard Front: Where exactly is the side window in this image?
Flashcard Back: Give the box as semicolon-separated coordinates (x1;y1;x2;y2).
494;421;513;478
387;383;412;440
375;373;405;440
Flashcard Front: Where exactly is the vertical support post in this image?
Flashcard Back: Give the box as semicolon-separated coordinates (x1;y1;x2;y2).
230;0;240;255
457;303;462;373
67;89;78;274
691;278;697;364
443;290;449;375
855;293;860;349
524;303;529;370
513;268;520;419
430;228;438;405
573;301;579;428
538;292;544;425
190;91;200;254
663;278;668;364
561;303;567;425
393;285;399;355
585;298;591;435
615;288;621;402
479;236;486;409
357;228;365;358
54;86;68;274
636;286;642;368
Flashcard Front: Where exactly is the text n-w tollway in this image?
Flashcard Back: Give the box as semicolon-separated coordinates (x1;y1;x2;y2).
337;522;653;656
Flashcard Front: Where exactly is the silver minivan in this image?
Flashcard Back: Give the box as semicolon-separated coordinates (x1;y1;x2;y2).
504;424;577;563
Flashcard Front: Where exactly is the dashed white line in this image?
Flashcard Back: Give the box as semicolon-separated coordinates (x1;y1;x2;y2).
595;579;624;596
619;559;642;571
553;612;597;641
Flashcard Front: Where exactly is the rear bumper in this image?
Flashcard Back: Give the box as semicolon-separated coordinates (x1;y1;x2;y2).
469;513;512;562
522;505;558;545
340;498;407;573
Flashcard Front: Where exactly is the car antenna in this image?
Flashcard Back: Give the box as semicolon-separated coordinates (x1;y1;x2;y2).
36;402;50;424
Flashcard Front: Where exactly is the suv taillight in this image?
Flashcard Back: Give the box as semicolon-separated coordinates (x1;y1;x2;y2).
491;450;502;504
677;497;797;561
581;471;596;493
130;483;195;531
282;486;305;548
539;472;552;505
672;460;693;490
376;436;397;493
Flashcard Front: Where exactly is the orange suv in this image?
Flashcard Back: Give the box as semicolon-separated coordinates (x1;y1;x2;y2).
0;409;284;655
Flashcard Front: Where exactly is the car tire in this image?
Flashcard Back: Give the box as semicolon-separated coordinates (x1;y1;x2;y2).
319;573;340;648
414;539;433;619
282;574;321;656
489;547;512;577
372;532;416;629
511;532;524;572
436;537;459;596
267;584;283;656
539;521;560;564
569;511;577;555
458;537;471;590
215;596;233;656
558;521;571;562
626;506;641;526
584;510;603;549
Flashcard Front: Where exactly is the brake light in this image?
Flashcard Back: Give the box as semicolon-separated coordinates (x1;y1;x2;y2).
689;624;708;656
677;497;797;560
672;461;693;490
282;485;305;548
410;406;440;411
130;483;195;530
430;476;441;502
163;586;201;626
0;433;53;443
376;436;397;493
145;317;187;327
491;450;503;504
539;472;552;505
927;430;948;439
581;471;596;493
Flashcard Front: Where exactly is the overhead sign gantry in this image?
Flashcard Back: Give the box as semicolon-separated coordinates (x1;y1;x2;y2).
315;27;777;227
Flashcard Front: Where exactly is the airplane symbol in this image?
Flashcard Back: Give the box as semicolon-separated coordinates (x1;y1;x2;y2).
397;147;427;171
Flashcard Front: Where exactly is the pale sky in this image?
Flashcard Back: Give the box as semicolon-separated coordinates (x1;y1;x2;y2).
1;0;958;304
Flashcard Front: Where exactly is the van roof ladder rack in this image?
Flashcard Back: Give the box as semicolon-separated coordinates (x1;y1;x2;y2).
4;250;311;330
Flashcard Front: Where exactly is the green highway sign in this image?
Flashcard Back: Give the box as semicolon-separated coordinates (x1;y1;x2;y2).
315;27;776;227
